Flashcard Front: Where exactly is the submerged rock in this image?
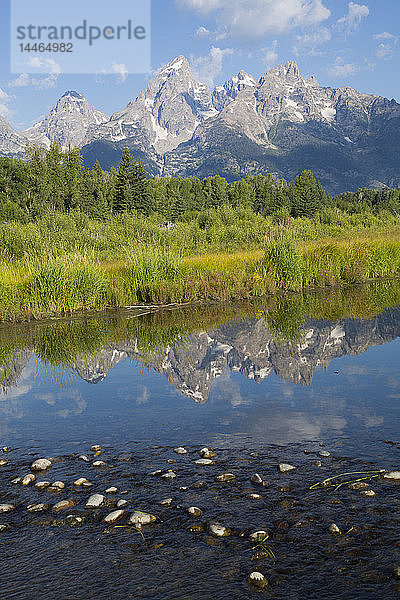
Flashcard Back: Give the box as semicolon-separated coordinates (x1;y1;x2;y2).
383;471;400;480
128;511;156;526
104;510;125;523
215;473;236;482
249;530;268;542
162;470;177;479
361;489;376;497
0;459;8;466
0;524;10;532
195;459;214;466
86;494;105;508
27;503;49;512
188;506;203;517
91;445;102;452
348;481;369;490
66;515;84;527
329;523;341;534
53;500;76;513
199;447;216;459
250;473;264;485
117;499;128;508
247;571;268;590
0;504;15;513
279;464;296;473
208;523;231;537
22;474;36;485
31;458;52;471
92;460;106;467
159;498;173;506
74;478;89;486
105;486;118;494
11;477;22;485
78;455;90;462
35;481;51;490
318;451;331;458
174;447;187;455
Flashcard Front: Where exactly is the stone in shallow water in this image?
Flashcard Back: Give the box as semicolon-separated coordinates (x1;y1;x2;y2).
199;447;216;459
188;506;203;517
53;500;76;513
279;464;296;473
348;481;369;490
318;451;331;458
74;478;89;486
215;473;236;482
174;447;187;455
11;477;22;485
86;494;105;508
0;459;8;466
208;523;231;537
79;455;90;462
27;503;49;512
383;471;400;480
314;460;322;467
31;458;52;471
35;481;50;490
195;459;214;466
0;524;10;532
246;493;262;500
249;530;268;542
159;498;173;506
93;460;106;467
66;515;84;527
250;473;264;485
247;571;268;590
117;499;128;508
329;523;341;534
90;445;102;452
52;481;65;490
149;470;162;476
0;504;15;513
105;486;118;494
128;511;156;526
104;510;125;523
22;474;36;485
162;470;176;479
361;489;376;497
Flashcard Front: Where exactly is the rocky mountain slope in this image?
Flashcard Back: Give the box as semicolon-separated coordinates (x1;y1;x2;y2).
1;57;400;192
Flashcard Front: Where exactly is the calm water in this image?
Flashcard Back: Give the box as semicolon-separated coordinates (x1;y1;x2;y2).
1;283;400;599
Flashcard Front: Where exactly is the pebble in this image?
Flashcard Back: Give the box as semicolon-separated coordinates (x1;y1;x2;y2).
47;481;65;492
314;460;322;467
104;510;125;523
149;470;162;476
74;478;89;486
179;486;188;491
22;474;36;485
159;498;173;506
199;447;216;459
162;470;176;479
105;486;118;494
246;493;262;500
250;473;264;485
11;477;22;485
79;455;90;462
188;506;203;517
247;572;268;590
31;458;52;471
167;459;176;464
86;494;105;508
35;481;50;490
53;500;76;513
329;523;341;534
117;499;128;508
393;566;400;579
0;524;10;532
66;515;84;527
174;447;187;454
195;459;214;465
361;489;376;497
128;511;156;526
249;530;268;542
93;460;106;467
0;459;8;466
27;503;49;512
318;451;331;458
0;504;15;513
383;471;400;480
91;445;102;452
279;463;296;473
208;523;231;537
215;473;236;482
348;481;369;490
82;482;93;488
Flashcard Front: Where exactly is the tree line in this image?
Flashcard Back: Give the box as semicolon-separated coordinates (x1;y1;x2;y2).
1;142;399;222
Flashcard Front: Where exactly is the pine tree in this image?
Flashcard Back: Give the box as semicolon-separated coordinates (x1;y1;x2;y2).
113;148;134;213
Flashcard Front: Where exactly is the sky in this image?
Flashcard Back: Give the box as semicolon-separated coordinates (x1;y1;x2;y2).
0;0;399;130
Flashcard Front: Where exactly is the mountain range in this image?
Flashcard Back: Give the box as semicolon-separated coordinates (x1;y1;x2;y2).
2;56;400;193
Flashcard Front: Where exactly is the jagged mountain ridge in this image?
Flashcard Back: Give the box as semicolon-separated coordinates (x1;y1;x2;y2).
1;57;400;192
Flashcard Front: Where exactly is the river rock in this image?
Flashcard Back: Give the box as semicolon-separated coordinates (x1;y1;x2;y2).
93;460;106;467
314;460;322;467
66;515;84;527
393;566;400;579
128;511;156;526
188;506;203;517
162;470;176;479
53;499;76;513
383;471;400;480
247;493;262;500
31;458;52;471
279;464;296;473
105;486;118;494
208;523;231;537
22;474;36;485
0;524;10;532
249;530;268;542
27;503;49;512
86;494;105;508
79;455;90;462
159;498;173;506
149;470;162;476
174;447;187;454
348;481;369;490
35;481;50;490
74;478;89;486
215;473;236;482
329;523;341;534
91;445;102;452
248;571;268;590
361;489;376;497
250;473;264;485
199;447;216;459
318;451;331;458
0;459;8;466
104;510;125;523
195;459;214;465
0;504;15;513
11;477;22;484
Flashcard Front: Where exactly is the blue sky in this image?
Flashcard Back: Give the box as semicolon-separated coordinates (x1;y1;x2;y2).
1;0;399;130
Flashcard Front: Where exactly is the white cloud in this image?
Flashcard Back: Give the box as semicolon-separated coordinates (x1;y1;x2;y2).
111;62;128;84
261;40;278;69
9;58;61;89
337;2;369;35
190;46;233;87
195;26;211;37
376;43;393;60
0;88;14;119
177;0;331;40
294;26;331;55
327;57;358;78
373;32;398;41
